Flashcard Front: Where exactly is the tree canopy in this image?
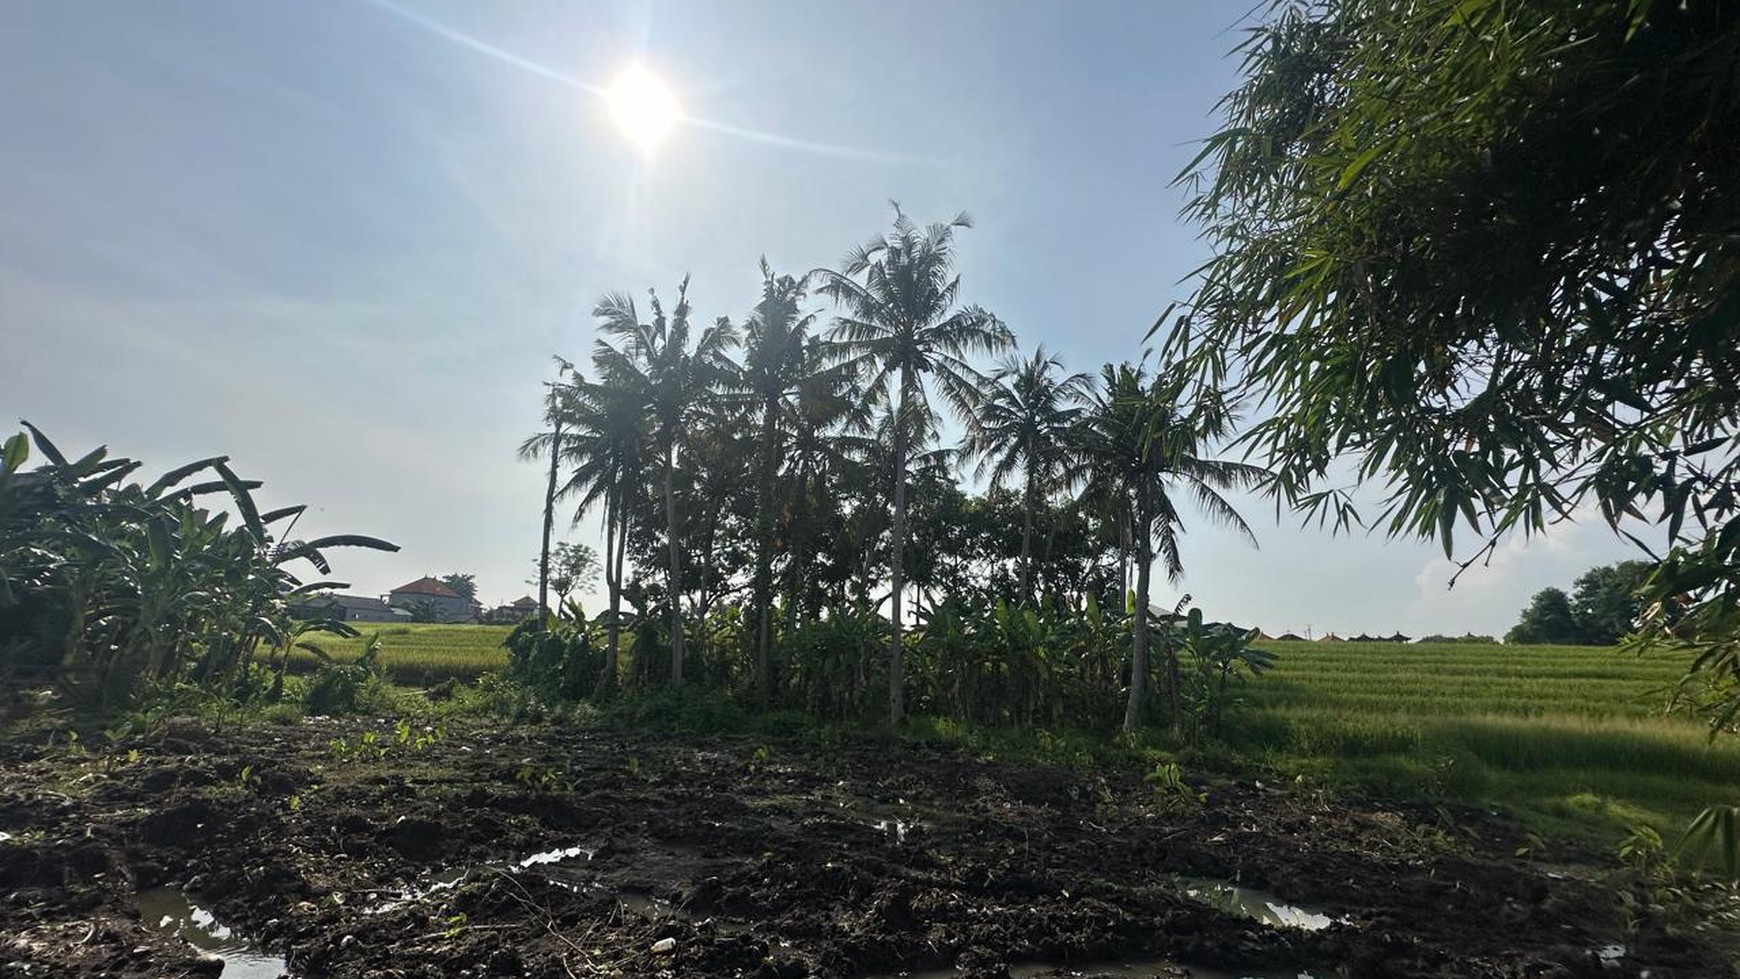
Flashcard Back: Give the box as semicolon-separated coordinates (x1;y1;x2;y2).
1505;587;1579;646
1176;0;1740;727
439;573;477;605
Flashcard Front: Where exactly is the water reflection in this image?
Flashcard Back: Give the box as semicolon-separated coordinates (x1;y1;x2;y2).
136;887;289;979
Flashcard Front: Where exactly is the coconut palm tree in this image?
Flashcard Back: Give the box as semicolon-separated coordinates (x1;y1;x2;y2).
717;262;859;703
1080;361;1267;733
591;278;738;685
963;345;1093;602
533;376;651;687
518;358;578;627
813;207;1012;725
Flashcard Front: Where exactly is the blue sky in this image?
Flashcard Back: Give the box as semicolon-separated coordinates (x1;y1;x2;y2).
1;1;1641;635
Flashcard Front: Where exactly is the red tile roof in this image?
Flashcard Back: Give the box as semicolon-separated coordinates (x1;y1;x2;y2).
391;576;462;598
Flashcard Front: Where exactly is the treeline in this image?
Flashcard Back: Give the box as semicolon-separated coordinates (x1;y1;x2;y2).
524;209;1269;734
1506;562;1655;646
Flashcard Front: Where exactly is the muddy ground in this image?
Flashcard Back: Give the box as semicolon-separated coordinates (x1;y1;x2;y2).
0;716;1732;979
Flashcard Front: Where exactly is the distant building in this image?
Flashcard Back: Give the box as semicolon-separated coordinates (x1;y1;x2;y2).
293;593;399;623
1386;632;1413;643
1317;633;1344;642
387;577;474;623
1275;632;1305;642
485;595;542;623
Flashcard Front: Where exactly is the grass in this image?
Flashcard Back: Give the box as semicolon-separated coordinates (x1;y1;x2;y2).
1236;640;1740;843
265;627;1736;846
276;623;513;685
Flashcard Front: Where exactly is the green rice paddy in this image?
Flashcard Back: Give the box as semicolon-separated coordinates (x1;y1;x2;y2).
1239;640;1740;841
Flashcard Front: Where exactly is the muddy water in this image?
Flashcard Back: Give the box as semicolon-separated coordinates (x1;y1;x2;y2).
136;887;288;979
1179;878;1339;931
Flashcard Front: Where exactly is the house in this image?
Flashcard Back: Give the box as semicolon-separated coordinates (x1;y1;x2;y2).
1275;632;1305;642
293;593;400;623
1317;633;1344;642
387;577;474;623
486;595;542;623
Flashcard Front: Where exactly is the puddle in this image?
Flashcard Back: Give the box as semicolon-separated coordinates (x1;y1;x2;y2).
1594;944;1631;971
1180;879;1339;931
517;844;594;867
137;887;289;979
873;960;1314;979
871;819;919;843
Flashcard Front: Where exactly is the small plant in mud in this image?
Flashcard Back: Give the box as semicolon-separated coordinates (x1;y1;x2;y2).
1145;761;1202;816
442;912;467;939
1514;831;1547;862
395;718;446;751
1618;823;1666;876
47;729;86;757
515;761;570;793
328;730;389;763
236;764;263;793
747;745;773;773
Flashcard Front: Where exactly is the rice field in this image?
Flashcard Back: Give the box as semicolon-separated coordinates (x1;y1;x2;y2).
279;622;512;685
1239;640;1740;839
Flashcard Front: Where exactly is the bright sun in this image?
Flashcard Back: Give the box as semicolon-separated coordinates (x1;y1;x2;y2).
606;66;681;151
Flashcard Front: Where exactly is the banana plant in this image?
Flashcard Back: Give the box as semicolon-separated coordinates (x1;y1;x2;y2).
1177;607;1276;744
1;423;397;712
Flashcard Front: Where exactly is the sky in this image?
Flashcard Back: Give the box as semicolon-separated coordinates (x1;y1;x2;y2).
1;1;1645;637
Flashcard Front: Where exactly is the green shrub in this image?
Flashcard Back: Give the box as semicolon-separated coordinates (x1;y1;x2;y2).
304;636;390;715
602;687;750;734
505;615;603;701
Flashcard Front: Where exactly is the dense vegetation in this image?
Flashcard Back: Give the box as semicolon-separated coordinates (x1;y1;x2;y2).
0;425;396;713
522;209;1266;736
1506;561;1655;646
1178;0;1740;870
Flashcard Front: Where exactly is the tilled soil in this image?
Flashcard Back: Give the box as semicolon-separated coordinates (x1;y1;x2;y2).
0;717;1731;979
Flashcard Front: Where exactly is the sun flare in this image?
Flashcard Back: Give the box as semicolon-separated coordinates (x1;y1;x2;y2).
606;65;680;151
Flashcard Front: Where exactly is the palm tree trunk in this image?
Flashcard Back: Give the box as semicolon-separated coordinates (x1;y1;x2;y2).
1118;515;1132;605
1020;463;1036;602
888;365;913;727
602;487;620;691
753;402;779;706
664;439;684;685
609;494;629;684
787;472;807;629
1166;616;1183;733
538;417;562;628
1122;511;1152;734
698;505;720;674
